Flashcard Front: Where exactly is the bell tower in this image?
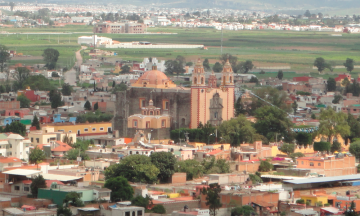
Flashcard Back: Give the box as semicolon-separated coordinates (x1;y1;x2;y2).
221;59;234;87
190;59;206;128
220;59;235;121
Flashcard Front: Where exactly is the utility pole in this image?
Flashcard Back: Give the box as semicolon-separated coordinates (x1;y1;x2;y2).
221;19;223;54
58;34;59;44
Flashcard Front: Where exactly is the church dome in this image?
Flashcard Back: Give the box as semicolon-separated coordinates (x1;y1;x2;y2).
132;67;176;88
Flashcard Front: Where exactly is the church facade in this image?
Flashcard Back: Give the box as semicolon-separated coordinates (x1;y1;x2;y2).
113;60;235;139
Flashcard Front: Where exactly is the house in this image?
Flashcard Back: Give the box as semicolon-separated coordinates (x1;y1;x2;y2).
50;141;72;158
28;126;76;147
0;157;23;171
43;122;112;138
334;74;351;86
0;133;31;160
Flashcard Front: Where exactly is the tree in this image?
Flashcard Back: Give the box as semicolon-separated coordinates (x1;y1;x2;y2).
314;57;332;73
29;146;46;169
342;77;351;87
254;106;295;143
165;58;185;76
311;113;316;119
290;152;305;161
231;206;256;216
61;83;73;96
150;152;176;183
175;159;204;180
292;101;298;114
104;155;159;184
234;97;246;116
218;115;258;146
345;201;358;216
249;76;258;84
304;10;311;17
84;100;91;110
186;62;193;66
120;65;131;74
331;141;342;153
258;160;273;172
212;62;223;72
23;75;55;91
327;78;336;91
51;72;60;77
250;86;291;114
104;176;134;202
280;143;295;155
346;114;360;143
30;174;46;198
94;102;99;111
203;58;210;71
240;60;254;73
42;48;60;70
314;142;331;152
66;149;89;161
0;45;10;72
131;195;153;209
51;91;63;109
344;58;354;73
317;107;350;142
220;53;238;72
4;121;26;136
17;95;31;108
112;82;128;93
57;206;72;216
202;183;222;216
296;132;312;145
32;115;40;130
13;67;30;89
249;174;262;184
277;70;283;80
63;192;84;207
332;94;343;104
9;2;15;11
112;80;115;87
151;205;166;214
349;141;360;160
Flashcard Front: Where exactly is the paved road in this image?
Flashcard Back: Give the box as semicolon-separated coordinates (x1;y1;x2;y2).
64;46;86;86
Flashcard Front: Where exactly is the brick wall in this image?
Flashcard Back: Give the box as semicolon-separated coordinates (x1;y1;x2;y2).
171;173;186;184
161;200;200;213
0;101;20;110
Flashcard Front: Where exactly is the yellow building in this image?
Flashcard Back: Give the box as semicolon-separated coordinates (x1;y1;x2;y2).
29;126;77;147
187;143;231;150
42;122;112;137
300;194;328;206
131;65;177;89
190;59;234;128
314;134;349;151
127;99;171;130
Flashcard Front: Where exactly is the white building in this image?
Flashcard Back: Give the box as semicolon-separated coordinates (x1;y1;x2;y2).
77;35;112;46
0;133;31;161
151;16;171;26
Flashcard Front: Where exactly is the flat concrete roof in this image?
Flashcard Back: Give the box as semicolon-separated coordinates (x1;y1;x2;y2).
283;174;360;184
2;169;41;176
41;174;82;181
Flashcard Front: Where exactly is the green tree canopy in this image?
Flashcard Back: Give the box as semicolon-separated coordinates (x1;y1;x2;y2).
4;121;26;136
234;97;246;116
254;106;294;143
112;82;127;93
120;65;131;74
31;115;40;130
151;205;166;214
66;149;89;160
349;141;360;159
175;159;204;180
57;206;72;216
239;60;254;73
63;192;84;207
104;155;159;183
277;70;284;80
317;107;350;142
30;174;46;198
104;176;134;202
202;183;222;216
212;62;223;72
203;58;210;71
61;83;73;96
344;58;354;73
331;141;342;153
94;102;99;110
23;75;55;91
250;86;291;114
258;160;273;172
296;132;312;145
279;143;295;155
13;67;30;90
327;78;336;92
50;91;63;109
314;57;332;73
42;48;60;70
17;95;31;108
0;44;10;72
314;141;331;152
29;146;46;169
346;114;360;143
231;205;256;216
131;195;153;209
150;152;177;183
218;115;258;146
84;100;91;110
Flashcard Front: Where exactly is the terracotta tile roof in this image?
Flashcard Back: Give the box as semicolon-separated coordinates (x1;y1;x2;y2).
0;157;22;163
22;180;32;184
52;142;72;152
45;180;65;188
206;149;223;155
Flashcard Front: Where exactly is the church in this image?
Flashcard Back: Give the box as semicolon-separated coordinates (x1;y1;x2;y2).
113;59;235;139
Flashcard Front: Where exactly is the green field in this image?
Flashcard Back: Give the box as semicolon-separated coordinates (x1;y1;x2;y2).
1;25;360;76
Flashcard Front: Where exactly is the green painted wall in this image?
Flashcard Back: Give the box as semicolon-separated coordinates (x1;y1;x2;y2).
38;189;68;206
20;119;31;125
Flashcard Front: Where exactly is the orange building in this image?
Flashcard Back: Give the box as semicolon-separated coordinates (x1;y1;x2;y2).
131;65;177;89
190;59;234;128
296;155;356;177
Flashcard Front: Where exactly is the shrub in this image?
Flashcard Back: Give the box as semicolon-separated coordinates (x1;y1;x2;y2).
258;160;273;172
314;142;331;152
296;199;305;204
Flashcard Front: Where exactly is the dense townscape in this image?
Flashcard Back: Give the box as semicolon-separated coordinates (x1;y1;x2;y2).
1;1;360;216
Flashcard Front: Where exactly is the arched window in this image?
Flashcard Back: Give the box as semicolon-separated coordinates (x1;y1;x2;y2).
214;112;218;119
143;82;147;87
194;77;197;84
181;118;186;125
149;111;153;115
230;76;233;83
201;77;204;84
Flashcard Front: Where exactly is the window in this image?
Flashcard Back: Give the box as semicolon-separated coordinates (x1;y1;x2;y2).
31;138;33;142
230;76;233;83
84;128;88;132
194;77;197;84
125;212;130;216
36;138;39;143
318;163;321;166
14;186;20;191
301;161;304;165
92;128;96;132
139;98;146;108
149;111;153;115
201;77;204;84
9;144;12;148
133;120;138;128
146;121;150;129
24;187;29;192
163;100;169;110
161;120;166;128
310;162;314;166
8;163;13;166
214;112;218;119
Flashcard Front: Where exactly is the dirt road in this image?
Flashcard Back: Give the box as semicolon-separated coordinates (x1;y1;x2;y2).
64;46;86;86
